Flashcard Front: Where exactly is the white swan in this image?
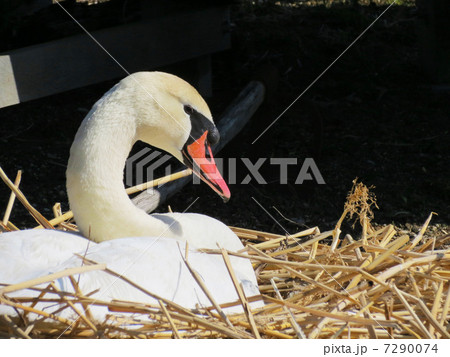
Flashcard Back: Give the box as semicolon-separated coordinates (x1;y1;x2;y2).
0;72;261;322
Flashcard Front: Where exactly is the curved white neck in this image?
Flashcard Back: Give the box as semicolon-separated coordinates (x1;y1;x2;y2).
66;89;174;243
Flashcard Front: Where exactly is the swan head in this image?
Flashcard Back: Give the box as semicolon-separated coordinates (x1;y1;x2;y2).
129;72;230;201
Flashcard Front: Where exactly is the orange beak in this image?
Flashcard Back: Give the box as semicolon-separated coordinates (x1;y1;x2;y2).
182;131;230;202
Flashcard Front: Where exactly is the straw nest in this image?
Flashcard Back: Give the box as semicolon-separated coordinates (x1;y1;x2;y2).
0;167;449;339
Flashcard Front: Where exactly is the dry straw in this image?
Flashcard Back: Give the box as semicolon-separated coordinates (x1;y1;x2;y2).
0;168;449;338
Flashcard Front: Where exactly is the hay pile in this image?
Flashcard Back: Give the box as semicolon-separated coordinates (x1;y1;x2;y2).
0;168;449;339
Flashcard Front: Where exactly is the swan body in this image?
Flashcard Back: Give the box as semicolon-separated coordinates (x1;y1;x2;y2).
0;230;259;321
0;72;261;321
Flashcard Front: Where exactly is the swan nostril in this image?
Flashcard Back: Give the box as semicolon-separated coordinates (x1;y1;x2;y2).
207;127;220;146
205;144;211;159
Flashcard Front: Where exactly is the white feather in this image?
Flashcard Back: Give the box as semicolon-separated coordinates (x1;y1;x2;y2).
0;72;262;322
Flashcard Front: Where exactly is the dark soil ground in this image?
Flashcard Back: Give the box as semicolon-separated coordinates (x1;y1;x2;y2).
0;1;449;240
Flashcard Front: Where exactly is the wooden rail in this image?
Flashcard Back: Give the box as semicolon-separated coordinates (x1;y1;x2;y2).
0;6;230;108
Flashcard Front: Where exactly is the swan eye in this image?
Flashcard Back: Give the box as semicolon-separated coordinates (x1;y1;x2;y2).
184;105;195;115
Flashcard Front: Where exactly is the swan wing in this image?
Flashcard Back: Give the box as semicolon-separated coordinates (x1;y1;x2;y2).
0;234;261;321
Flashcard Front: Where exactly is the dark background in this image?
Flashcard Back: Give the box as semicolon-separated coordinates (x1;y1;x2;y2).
0;0;449;238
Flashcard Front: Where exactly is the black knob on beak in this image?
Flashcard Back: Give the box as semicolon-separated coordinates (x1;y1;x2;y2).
207;126;220;146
